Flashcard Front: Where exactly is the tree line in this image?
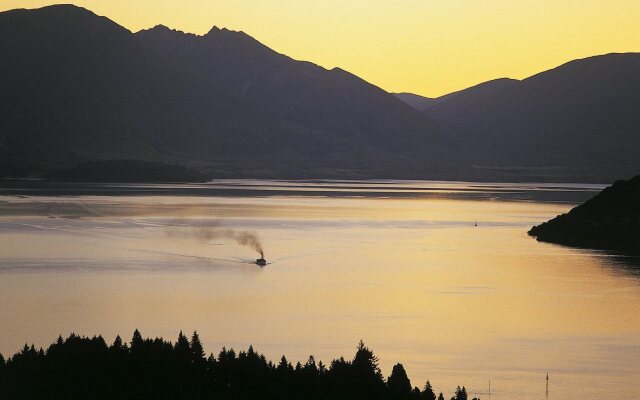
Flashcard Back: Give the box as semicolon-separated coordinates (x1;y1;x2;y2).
0;330;479;400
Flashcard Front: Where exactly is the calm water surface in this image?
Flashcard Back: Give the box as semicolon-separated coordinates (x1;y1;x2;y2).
1;180;639;399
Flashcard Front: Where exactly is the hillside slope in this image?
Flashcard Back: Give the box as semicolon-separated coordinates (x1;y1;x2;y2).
425;54;640;181
529;175;640;253
1;5;480;178
136;25;478;165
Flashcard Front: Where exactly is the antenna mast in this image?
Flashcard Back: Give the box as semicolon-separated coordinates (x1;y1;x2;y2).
546;373;549;400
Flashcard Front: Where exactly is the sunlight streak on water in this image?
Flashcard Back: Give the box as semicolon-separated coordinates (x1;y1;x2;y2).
0;180;637;399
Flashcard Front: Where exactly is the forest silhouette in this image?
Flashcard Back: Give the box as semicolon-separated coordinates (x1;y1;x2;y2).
0;330;479;400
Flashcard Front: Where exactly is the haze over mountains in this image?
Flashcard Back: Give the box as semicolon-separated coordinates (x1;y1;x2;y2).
1;4;639;182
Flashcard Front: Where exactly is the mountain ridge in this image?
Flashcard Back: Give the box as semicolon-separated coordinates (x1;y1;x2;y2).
2;4;477;179
392;93;435;111
2;4;639;182
422;52;640;182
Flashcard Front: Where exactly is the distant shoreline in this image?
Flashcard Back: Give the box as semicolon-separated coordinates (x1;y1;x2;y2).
0;179;602;205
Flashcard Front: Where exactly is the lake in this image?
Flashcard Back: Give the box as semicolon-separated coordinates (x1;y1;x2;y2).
1;180;639;399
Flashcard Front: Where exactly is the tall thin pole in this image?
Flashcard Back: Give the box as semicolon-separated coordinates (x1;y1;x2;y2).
488;380;491;400
546;373;549;400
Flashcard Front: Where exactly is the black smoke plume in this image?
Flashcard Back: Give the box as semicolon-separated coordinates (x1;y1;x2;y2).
166;220;264;258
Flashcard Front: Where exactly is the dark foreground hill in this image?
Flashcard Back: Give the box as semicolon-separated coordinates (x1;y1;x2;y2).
0;330;473;400
529;175;640;253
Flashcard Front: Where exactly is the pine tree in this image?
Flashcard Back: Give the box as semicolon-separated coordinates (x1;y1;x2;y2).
352;340;385;399
388;363;412;399
190;331;205;364
175;331;191;364
452;386;467;400
0;329;483;400
130;329;143;350
460;386;467;400
353;340;383;380
277;355;291;372
112;335;123;350
318;360;326;374
304;355;318;373
247;345;256;358
226;348;236;360
422;380;436;400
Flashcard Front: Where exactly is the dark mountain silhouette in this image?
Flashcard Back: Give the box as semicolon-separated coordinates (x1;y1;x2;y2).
136;25;438;151
135;25;483;175
5;5;403;179
2;5;639;182
424;78;519;110
0;5;308;174
529;175;640;253
395;79;518;112
0;5;481;180
393;93;435;111
423;55;640;182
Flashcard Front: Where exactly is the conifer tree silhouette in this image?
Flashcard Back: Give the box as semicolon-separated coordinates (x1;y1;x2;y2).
352;340;386;399
190;331;205;365
131;329;144;350
452;386;468;400
422;380;437;400
388;363;412;399
0;330;477;400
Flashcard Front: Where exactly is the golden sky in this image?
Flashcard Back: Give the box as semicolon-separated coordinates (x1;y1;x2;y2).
3;1;640;97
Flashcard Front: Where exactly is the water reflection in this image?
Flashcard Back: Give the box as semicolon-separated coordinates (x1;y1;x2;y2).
0;180;637;400
0;178;604;202
599;255;640;279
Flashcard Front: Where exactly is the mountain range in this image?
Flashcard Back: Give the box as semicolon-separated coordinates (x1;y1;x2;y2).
1;4;639;182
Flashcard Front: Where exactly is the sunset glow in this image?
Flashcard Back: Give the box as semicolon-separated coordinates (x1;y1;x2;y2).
3;0;639;97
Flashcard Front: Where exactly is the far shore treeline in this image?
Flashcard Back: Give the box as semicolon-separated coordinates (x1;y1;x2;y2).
0;330;478;400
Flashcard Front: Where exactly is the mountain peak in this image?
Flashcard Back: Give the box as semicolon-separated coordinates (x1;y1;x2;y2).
205;25;249;38
0;3;132;42
5;3;104;21
137;24;197;38
32;3;93;13
150;24;172;32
